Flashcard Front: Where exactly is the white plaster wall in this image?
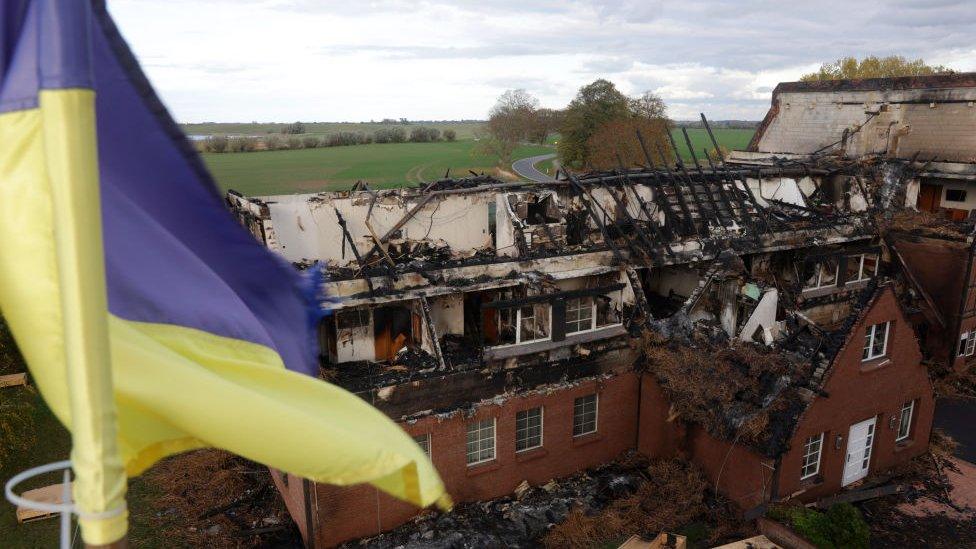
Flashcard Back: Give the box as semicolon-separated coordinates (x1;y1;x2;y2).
495;193;518;258
335;310;375;363
430;294;464;336
744;177;807;207
939;180;976;212
263;193;491;264
738;288;779;344
645;267;701;299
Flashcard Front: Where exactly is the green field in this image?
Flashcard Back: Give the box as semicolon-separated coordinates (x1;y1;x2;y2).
183;121;483;140
204;140;553;196
669;128;754;161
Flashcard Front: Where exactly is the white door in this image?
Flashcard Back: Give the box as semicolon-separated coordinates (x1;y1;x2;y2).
842;417;877;486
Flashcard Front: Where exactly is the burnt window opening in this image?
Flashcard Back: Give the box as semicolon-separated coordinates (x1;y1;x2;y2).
803;258;839;290
946;189;967;203
845;253;878;284
525;194;561;225
642;266;703;320
373;305;417;361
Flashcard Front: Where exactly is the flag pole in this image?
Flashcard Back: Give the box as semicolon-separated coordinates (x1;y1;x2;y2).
44;85;128;546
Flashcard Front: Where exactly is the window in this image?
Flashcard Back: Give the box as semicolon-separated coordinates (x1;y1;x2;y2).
862;321;890;361
946;189;967;202
595;293;622;327
845;254;878;284
466;419;495;466
897;401;915;442
573;394;598;437
803;259;838;290
801;433;824;480
515;407;543;452
495;290;551;346
566;296;595;334
413;433;431;459
959;330;976;357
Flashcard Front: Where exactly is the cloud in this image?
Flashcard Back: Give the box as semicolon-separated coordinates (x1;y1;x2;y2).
108;0;976;122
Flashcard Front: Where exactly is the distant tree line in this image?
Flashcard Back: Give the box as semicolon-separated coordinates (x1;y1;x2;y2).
800;55;951;82
199;125;456;153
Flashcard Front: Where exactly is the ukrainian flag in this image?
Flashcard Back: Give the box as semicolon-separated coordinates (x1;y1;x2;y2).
0;1;447;545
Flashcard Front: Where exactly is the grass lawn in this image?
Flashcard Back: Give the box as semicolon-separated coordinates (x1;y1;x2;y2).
669;128;754;161
204;140;553;196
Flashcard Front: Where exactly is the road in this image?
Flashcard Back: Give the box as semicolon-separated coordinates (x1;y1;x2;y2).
512;153;557;182
935;398;976;463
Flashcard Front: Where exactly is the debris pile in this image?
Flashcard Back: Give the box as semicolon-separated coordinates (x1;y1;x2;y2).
346;455;745;549
129;449;298;548
641;332;813;455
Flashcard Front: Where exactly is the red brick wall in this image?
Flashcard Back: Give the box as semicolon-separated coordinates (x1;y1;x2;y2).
270;469;312;545
636;373;686;458
775;287;934;502
311;372;640;547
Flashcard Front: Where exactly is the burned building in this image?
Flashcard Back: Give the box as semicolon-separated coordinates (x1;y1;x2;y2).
224;74;976;548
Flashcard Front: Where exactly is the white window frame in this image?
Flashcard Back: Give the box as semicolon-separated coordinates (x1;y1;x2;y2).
846;253;878;284
862;321;891;362
572;394;599;437
959;330;976;357
804;260;839;291
800;432;824;480
565;296;596;335
515;406;544;453
465;418;496;466
896;401;915;442
496;302;552;347
413;433;431;459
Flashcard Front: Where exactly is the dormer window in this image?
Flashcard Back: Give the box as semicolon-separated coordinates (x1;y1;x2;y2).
804;259;838;291
845;254;878;284
862;321;891;361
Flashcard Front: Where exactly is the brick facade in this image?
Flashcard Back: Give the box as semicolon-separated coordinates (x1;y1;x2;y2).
638;287;934;510
276;288;933;546
287;373;640;547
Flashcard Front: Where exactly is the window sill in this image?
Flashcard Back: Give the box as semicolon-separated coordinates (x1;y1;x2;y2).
571;432;603;448
799;475;823;489
484;325;627;360
860;357;891;372
894;439;915;453
515;447;548;463
466;460;500;477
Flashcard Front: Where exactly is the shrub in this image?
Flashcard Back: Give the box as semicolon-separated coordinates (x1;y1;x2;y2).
302;136;320;148
443;129;457;141
264;135;282;151
204;135;228;153
390;127;407;143
283;121;306;134
409;126;441;142
286;136;301;149
228;136;257;153
767;503;869;549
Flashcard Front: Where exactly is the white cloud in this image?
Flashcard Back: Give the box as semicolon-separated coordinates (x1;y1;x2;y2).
107;0;976;122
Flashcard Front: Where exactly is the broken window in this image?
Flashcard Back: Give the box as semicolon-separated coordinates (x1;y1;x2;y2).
466;418;495;466
519;304;550;343
803;258;838;290
862;321;890;361
572;394;598;437
515;407;543;452
413;433;431;459
958;330;976;357
524;194;561;225
896;401;915;442
800;433;823;480
373;305;415;361
595;292;622;327
845;254;878;284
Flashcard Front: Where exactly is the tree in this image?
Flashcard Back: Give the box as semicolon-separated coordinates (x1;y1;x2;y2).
286;136;301;149
263;134;282;151
474;125;517;167
479;89;541;165
557;79;630;168
800;55;952;81
586;117;671;171
528;108;562;145
443;129;457;142
302;136;320;148
629;91;667;121
409;127;440;142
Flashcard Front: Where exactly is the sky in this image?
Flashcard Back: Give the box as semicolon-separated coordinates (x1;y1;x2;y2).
108;0;976;123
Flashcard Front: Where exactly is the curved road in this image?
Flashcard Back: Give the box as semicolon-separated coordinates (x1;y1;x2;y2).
512;153;557;182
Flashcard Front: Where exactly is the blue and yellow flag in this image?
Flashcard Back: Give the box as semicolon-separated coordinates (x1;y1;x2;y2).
0;1;447;544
